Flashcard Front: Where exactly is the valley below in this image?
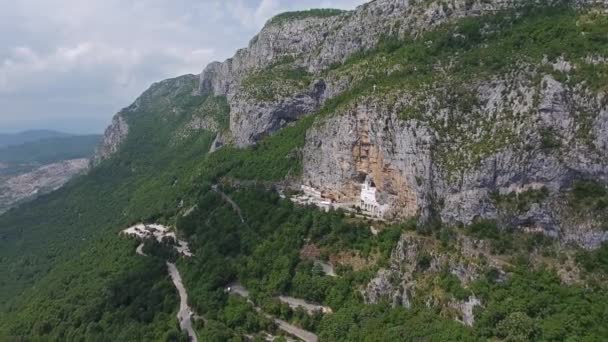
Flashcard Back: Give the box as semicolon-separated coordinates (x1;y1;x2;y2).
1;0;608;341
0;133;100;213
0;158;89;214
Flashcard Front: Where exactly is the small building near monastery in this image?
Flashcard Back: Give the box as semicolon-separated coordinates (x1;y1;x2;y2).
292;176;389;219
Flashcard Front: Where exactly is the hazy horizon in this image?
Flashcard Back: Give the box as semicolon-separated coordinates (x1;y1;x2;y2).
0;117;109;135
0;128;103;135
0;0;365;135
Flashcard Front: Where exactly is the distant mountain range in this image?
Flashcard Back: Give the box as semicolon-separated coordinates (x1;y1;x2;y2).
0;130;72;148
0;134;102;168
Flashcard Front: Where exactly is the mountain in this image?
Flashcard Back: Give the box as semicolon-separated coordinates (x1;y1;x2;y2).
0;130;71;148
0;135;101;213
0;135;102;170
0;135;101;168
2;1;608;341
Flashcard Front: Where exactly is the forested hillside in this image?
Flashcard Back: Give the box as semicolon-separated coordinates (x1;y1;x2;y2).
1;1;608;341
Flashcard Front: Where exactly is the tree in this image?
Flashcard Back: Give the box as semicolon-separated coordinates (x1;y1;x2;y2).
497;312;538;342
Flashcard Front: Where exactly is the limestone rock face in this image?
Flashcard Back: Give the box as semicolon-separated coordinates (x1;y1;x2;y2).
92;0;608;248
96;0;608;153
303;100;433;221
93;74;199;164
301;70;608;248
363;233;488;323
228;79;327;146
198;15;342;146
93;115;129;165
198;0;608;147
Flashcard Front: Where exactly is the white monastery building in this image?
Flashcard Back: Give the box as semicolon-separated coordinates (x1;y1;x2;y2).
359;176;389;218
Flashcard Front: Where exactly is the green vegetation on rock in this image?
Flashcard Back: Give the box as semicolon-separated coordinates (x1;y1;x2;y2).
323;4;608;178
491;187;550;214
242;57;313;102
269;9;346;26
1;3;608;342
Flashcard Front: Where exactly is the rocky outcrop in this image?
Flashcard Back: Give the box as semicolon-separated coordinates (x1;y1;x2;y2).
450;296;482;327
194;0;608;147
363;233;493;324
93;115;129;165
198;15;342;146
93;74;199;164
228;79;327;146
302;68;608;247
303;100;431;220
90;0;608;247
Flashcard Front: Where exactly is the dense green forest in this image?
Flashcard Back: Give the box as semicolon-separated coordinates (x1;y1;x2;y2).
169;187;607;341
1;3;608;341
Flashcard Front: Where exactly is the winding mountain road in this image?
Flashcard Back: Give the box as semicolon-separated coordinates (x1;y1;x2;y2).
278;296;332;314
136;243;146;256
227;284;319;342
315;260;337;277
212;185;246;224
167;262;198;342
273;317;319;342
126;224;319;342
125;225;198;342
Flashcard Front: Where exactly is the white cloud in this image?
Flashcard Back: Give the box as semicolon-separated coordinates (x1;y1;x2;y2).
0;0;367;133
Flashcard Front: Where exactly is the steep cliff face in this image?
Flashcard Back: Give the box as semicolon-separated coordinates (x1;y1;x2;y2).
94;0;608;248
199;0;608;147
97;0;608;154
303;101;431;220
94;74;201;164
93;115;129;165
198;14;344;146
303;67;608;247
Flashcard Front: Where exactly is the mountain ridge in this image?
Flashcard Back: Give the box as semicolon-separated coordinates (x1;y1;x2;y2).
2;0;608;340
95;0;608;248
0;130;71;148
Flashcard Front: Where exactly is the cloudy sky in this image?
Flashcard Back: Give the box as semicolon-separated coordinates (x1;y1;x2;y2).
0;0;366;134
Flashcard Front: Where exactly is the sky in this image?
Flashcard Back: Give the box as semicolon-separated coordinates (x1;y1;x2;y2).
0;0;366;134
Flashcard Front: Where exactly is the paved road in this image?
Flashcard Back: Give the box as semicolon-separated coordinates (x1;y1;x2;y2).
315;260;337;277
167;262;198;342
212;185;246;224
274;317;318;342
136;243;146;256
278;296;332;314
228;284;319;342
130;225;316;342
126;225;199;341
227;283;250;298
